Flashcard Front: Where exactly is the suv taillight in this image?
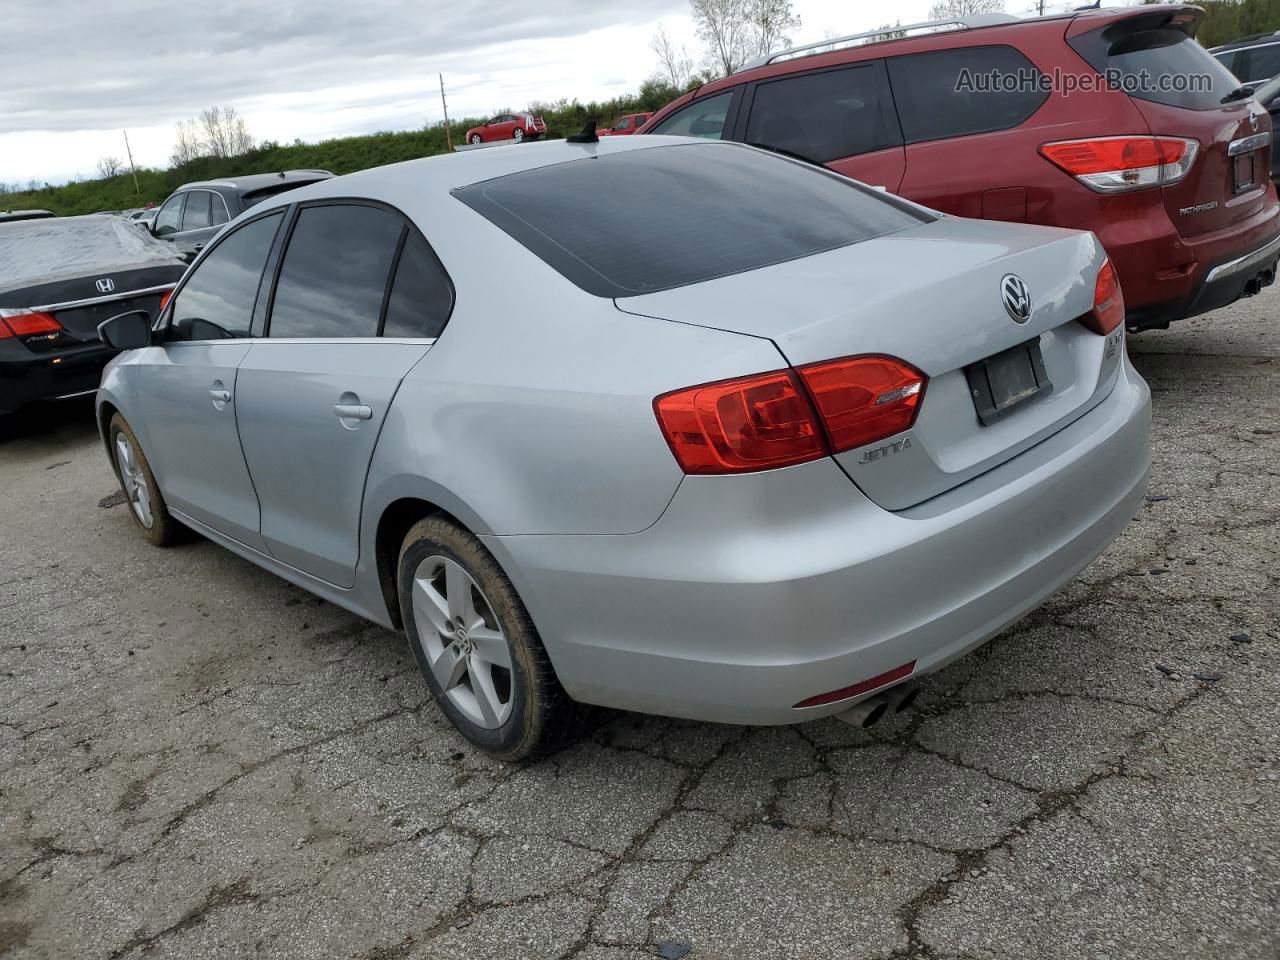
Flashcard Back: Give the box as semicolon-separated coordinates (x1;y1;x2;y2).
0;310;61;340
1039;136;1198;193
654;356;926;475
1081;258;1125;336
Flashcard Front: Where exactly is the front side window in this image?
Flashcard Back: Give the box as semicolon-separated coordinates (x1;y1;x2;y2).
615;117;631;131
889;46;1049;143
381;230;453;339
454;142;930;298
181;191;212;231
649;91;735;140
153;195;184;236
268;204;403;338
746;64;900;163
168;212;282;341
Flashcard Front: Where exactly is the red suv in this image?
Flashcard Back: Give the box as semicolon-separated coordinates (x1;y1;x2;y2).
599;113;653;136
643;6;1280;331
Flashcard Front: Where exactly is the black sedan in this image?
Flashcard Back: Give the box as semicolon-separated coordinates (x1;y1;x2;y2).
1;214;186;418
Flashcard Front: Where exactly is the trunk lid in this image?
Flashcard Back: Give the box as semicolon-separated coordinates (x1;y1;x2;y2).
617;217;1123;510
1066;7;1273;241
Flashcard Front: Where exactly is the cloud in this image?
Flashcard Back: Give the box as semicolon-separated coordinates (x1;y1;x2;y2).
2;0;685;137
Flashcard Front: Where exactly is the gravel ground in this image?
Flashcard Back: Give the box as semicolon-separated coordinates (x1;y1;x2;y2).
1;291;1277;960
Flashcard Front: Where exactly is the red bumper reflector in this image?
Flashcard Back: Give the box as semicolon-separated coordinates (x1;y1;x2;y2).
793;660;917;709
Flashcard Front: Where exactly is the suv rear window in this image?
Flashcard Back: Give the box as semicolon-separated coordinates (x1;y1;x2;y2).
453;143;930;298
888;46;1049;143
1069;16;1242;110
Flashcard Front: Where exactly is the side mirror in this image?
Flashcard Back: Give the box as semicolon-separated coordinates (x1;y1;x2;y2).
98;310;152;350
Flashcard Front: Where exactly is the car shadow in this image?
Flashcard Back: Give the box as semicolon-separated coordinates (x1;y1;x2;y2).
0;397;100;451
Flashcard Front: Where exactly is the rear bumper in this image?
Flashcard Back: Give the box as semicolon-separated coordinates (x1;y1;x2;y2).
486;357;1152;725
1097;196;1280;331
0;341;115;416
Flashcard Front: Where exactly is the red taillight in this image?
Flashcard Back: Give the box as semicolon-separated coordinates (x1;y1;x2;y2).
654;355;927;475
1039;136;1198;193
1082;258;1125;336
654;369;826;474
797;355;926;454
158;289;173;312
794;661;917;708
0;311;61;340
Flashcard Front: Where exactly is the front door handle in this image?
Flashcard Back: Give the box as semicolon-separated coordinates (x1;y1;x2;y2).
334;403;372;420
209;389;231;402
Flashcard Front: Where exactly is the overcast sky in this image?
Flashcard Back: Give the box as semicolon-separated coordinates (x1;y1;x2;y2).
2;0;1083;187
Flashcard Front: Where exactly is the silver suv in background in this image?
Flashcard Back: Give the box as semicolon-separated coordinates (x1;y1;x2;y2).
1212;31;1280;90
149;170;333;259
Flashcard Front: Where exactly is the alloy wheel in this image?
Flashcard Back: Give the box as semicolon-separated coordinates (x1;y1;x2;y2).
411;555;513;729
114;435;153;529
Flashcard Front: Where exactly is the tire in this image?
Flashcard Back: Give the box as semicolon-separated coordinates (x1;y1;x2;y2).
470;134;482;145
398;516;579;760
512;128;524;142
108;413;180;546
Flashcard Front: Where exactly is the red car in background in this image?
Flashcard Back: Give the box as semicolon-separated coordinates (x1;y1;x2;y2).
643;5;1280;331
465;113;547;145
599;113;653;136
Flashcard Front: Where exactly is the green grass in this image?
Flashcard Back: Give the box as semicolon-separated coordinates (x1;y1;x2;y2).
0;81;690;217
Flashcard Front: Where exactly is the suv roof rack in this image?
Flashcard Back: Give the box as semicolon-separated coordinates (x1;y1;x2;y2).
735;12;1021;73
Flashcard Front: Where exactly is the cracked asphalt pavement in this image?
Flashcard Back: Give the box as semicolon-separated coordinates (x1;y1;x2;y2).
2;292;1278;960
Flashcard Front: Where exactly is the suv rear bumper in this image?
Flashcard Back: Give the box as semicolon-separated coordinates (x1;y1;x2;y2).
487;357;1151;725
1099;198;1280;331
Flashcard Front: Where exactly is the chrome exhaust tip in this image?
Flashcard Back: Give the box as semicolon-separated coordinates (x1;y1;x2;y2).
834;696;889;729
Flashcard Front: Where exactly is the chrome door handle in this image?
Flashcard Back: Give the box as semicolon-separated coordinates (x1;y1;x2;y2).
333;403;372;420
209;389;231;403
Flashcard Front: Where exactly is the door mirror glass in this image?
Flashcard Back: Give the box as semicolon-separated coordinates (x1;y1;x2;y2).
98;309;152;350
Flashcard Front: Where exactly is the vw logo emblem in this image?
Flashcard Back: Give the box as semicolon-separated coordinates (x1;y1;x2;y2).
95;277;115;293
1000;274;1032;324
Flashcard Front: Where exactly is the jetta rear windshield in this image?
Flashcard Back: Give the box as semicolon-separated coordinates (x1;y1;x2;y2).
453;143;930;298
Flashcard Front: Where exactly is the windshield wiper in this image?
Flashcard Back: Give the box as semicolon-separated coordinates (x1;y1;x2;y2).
1222;85;1254;104
744;141;821;166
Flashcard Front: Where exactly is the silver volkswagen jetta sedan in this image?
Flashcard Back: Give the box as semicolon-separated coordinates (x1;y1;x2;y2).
96;135;1151;759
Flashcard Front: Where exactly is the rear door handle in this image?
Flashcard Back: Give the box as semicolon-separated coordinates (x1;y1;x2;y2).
333;403;372;420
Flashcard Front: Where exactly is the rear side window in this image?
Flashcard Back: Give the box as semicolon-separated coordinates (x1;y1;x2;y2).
381;230;453;339
181;191;212;231
745;64;900;163
210;194;229;226
888;46;1049;143
268;204;403;338
453;143;930;298
168;212;282;341
1068;18;1242;110
1237;43;1280;84
648;91;735;139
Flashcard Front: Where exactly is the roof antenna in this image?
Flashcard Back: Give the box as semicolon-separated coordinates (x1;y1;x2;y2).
567;120;599;144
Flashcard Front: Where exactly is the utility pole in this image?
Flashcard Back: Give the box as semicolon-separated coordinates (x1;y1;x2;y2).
122;129;141;195
439;73;453;150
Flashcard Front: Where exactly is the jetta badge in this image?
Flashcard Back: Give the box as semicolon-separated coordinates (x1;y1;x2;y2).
1000;274;1032;324
95;277;115;293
